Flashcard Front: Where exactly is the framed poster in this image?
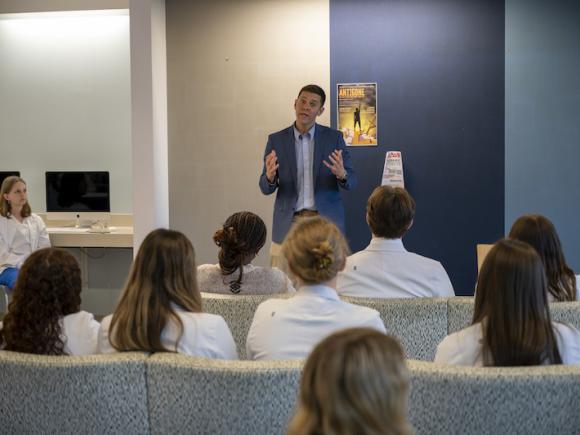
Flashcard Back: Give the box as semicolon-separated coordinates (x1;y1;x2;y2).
337;83;377;146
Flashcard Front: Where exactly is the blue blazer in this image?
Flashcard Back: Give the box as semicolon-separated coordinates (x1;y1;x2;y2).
259;123;357;243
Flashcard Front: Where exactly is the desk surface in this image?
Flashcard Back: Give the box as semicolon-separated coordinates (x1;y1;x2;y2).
48;226;133;248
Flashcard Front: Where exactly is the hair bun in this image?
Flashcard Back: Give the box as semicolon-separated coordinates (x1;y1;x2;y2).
311;242;334;271
213;226;238;248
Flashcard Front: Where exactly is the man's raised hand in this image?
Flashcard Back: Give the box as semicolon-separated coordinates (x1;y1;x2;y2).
323;149;347;180
266;150;279;183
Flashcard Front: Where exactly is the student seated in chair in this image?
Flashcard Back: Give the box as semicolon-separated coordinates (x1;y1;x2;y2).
435;239;580;366
287;328;413;435
0;248;99;355
509;214;579;302
197;211;294;295
98;229;237;359
0;176;50;290
337;186;454;298
246;216;385;360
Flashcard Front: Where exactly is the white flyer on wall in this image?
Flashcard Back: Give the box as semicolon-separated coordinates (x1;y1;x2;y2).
381;151;404;187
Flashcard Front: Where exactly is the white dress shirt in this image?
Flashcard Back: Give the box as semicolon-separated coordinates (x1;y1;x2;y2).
98;309;238;359
0;214;51;273
246;284;386;360
435;321;580;366
294;124;316;211
197;263;295;295
337;238;454;298
61;311;100;355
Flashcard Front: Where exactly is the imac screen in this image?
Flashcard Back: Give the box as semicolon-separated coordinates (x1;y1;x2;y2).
45;171;110;212
0;171;21;187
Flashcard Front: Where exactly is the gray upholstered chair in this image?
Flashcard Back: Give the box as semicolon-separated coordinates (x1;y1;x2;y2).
201;292;292;359
408;360;580;435
446;296;474;334
0;351;150;434
342;296;449;361
550;302;580;330
146;353;303;435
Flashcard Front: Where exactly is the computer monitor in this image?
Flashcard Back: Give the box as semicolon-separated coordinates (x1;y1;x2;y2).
0;171;21;188
45;171;111;225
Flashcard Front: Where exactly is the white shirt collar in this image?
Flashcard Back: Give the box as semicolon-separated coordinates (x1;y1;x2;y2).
366;237;407;252
293;123;316;140
296;284;340;301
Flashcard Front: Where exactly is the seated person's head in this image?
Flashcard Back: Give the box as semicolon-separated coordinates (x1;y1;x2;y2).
474;238;562;366
282;217;348;286
367;186;415;239
0;248;82;355
508;214;576;301
109;228;202;352
213;211;267;280
288;328;412;435
0;175;31;218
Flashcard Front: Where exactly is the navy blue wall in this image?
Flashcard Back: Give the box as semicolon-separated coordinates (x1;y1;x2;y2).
330;0;505;294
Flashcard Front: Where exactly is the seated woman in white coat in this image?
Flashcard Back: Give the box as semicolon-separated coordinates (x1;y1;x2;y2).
98;229;237;359
0;176;50;290
287;328;413;435
435;239;580;366
509;214;580;301
0;248;100;355
337;186;454;298
197;211;294;295
246;216;386;360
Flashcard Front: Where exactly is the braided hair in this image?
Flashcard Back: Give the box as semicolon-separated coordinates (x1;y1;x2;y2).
213;212;267;293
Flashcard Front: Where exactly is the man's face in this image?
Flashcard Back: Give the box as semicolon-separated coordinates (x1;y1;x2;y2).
294;91;324;130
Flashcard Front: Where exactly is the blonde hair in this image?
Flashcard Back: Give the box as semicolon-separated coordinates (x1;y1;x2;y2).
0;176;31;218
287;328;413;435
282;217;348;284
109;229;202;352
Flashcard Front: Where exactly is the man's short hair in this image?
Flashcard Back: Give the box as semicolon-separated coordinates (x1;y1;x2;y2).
367;186;416;239
298;84;326;107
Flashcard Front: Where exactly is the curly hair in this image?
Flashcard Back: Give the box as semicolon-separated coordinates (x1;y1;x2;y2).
0;248;82;355
213;212;267;291
282;216;349;285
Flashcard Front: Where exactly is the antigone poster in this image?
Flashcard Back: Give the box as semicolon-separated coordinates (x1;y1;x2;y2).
337;83;377;146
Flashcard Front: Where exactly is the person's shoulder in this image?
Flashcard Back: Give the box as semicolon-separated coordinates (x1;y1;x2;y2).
345;248;373;264
405;250;447;270
269;125;294;139
64;310;97;323
341;298;380;317
197;263;220;276
444;323;482;347
29;213;46;227
99;314;113;330
553;321;580;339
316;123;342;138
193;311;228;327
435;323;482;363
254;295;289;313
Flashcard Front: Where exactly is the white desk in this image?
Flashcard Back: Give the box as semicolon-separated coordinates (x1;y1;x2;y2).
47;226;133;248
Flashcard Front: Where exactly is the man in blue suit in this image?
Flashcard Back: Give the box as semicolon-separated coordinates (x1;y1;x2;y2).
259;84;357;265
